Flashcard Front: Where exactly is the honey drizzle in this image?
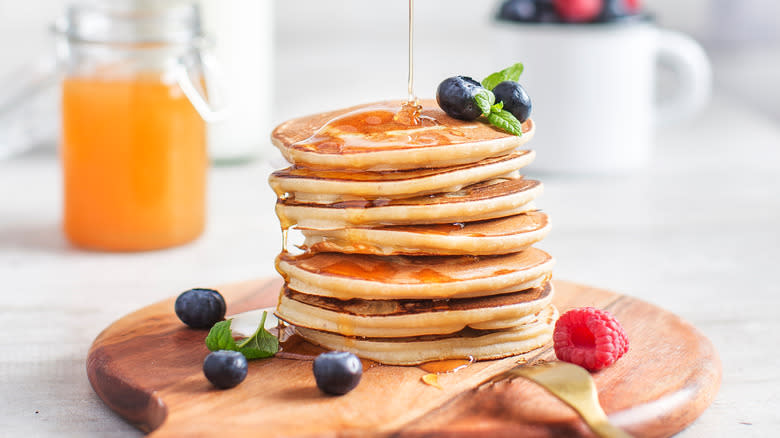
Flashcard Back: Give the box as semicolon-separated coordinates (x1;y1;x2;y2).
293;1;426;152
406;0;415;104
421;373;443;389
394;0;423;126
418;357;475;374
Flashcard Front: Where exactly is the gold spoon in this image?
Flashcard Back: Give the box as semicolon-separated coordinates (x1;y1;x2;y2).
485;361;633;438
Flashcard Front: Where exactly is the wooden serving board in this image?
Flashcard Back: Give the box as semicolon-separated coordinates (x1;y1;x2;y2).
87;279;720;437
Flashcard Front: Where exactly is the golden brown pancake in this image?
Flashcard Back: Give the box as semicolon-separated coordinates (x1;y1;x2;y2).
294;305;558;365
275;247;554;300
301;211;550;256
271;100;535;171
275;177;541;229
269;150;534;203
275;282;553;338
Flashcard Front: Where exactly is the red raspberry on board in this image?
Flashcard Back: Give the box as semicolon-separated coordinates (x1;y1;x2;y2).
553;0;604;22
553;307;629;371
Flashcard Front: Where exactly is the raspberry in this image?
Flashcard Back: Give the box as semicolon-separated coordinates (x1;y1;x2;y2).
553;307;628;371
553;0;603;22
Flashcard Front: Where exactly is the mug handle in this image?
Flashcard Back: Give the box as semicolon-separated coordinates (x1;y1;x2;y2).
655;29;712;125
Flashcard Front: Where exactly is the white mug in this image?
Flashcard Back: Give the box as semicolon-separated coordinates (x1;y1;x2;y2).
494;20;711;173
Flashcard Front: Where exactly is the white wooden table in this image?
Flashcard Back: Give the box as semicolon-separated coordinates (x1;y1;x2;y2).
2;3;780;435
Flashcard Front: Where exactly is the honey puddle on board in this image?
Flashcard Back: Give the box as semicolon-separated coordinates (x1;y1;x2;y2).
278;331;474;380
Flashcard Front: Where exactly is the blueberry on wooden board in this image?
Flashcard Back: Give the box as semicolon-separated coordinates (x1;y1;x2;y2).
203;350;248;389
175;288;226;329
313;351;363;395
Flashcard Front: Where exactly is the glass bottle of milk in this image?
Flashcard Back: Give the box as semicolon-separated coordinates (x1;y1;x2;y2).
199;0;274;164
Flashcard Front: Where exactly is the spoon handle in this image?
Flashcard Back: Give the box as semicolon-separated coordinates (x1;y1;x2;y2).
485;362;634;438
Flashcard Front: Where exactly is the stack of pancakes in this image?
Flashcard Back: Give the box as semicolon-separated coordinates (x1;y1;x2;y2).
269;100;557;365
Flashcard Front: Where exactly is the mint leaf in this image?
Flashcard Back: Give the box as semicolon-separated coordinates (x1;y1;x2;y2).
474;88;495;116
205;320;238;351
204;312;279;359
236;311;279;359
491;101;504;112
487;110;524;136
482;63;524;91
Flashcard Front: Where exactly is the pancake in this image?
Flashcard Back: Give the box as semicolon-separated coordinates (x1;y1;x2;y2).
275;282;553;338
269;97;556;366
271;100;535;171
295;305;558;365
301;211;551;256
276;177;542;229
275;247;554;300
269;150;535;204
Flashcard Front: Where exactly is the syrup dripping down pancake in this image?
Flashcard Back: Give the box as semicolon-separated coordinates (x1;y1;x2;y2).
271;100;535;171
269;150;534;204
275;247;554;300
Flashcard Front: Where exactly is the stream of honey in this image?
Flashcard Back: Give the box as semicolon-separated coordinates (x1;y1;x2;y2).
407;0;415;104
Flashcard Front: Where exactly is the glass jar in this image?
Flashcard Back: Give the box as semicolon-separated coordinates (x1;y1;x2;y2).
57;2;221;251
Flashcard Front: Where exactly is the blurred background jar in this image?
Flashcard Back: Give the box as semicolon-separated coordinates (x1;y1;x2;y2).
57;1;220;251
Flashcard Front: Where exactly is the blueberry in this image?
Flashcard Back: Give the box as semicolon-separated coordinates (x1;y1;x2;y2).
203;350;248;389
436;76;485;121
597;0;633;21
313;351;362;395
498;0;536;22
597;0;623;21
174;288;226;329
497;0;559;23
596;0;644;22
534;1;561;22
492;81;532;123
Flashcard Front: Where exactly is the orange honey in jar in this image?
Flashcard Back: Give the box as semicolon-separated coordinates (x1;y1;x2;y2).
57;3;219;251
62;76;206;251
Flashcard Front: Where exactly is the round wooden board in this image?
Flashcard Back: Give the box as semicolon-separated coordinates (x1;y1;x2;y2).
87;279;720;437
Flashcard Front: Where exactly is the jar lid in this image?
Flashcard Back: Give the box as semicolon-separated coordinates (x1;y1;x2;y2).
55;0;204;45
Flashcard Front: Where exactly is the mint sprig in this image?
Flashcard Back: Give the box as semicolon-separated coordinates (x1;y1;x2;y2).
474;88;495;116
488;109;524;136
205;311;279;359
235;312;279;359
466;64;527;136
205;320;237;351
481;63;524;91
